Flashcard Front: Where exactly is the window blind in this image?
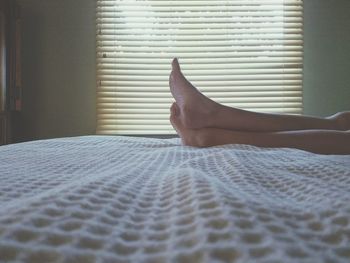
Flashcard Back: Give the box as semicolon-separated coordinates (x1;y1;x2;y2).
96;0;303;135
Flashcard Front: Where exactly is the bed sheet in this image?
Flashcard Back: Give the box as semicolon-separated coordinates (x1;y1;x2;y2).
0;135;350;263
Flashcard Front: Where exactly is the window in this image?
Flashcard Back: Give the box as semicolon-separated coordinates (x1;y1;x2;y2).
96;0;303;135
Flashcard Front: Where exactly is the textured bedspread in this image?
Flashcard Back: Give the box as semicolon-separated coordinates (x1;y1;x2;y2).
0;135;350;263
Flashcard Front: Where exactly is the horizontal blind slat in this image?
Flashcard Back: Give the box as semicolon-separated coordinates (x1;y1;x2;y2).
97;57;303;63
98;63;302;70
97;107;303;115
99;79;302;85
96;52;302;59
97;102;302;109
98;86;302;93
98;68;302;75
97;0;301;5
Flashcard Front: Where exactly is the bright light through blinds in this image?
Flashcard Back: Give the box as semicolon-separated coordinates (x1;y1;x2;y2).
96;0;303;135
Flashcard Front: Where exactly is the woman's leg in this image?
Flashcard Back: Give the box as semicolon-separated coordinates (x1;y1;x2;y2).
170;104;350;155
169;58;350;132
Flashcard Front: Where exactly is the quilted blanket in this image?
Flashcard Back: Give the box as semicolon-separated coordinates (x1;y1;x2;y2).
0;135;350;263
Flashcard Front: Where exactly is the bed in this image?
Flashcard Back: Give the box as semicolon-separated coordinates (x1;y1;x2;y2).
0;135;350;263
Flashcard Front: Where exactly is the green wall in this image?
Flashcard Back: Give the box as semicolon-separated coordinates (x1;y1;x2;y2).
14;0;96;141
303;0;350;116
13;0;350;142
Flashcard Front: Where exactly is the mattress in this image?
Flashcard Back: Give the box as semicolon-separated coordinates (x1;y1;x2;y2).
0;135;350;263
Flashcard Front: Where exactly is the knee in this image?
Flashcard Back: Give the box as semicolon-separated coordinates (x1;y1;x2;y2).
334;111;350;130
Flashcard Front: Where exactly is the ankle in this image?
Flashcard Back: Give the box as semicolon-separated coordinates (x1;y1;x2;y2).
330;111;350;131
180;129;201;147
193;129;215;148
180;128;208;148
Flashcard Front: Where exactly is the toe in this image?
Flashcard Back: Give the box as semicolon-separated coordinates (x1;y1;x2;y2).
170;102;176;115
172;58;181;72
170;102;180;116
170;107;183;134
170;113;179;134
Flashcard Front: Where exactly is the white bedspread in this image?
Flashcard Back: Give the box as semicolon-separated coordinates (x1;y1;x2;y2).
0;135;350;263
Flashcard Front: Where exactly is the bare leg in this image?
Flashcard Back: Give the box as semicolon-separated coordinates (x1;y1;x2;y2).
170;104;350;155
169;58;350;132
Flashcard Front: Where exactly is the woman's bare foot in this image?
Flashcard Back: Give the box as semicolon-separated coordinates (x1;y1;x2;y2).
170;103;195;146
169;58;219;129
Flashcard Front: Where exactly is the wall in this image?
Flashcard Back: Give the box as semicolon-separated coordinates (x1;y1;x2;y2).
13;0;96;142
13;0;350;142
303;0;350;116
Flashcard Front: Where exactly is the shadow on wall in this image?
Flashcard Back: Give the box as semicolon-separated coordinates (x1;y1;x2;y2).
13;0;96;142
303;0;350;117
